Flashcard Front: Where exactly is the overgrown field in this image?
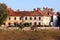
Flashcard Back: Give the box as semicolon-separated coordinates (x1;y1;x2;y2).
0;29;60;40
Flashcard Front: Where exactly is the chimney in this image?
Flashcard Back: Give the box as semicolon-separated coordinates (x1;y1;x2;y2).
16;9;20;14
43;7;45;9
16;9;20;13
37;8;40;11
50;8;53;11
33;8;36;11
17;9;20;12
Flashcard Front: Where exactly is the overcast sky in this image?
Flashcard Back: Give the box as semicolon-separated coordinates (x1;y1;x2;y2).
0;0;60;11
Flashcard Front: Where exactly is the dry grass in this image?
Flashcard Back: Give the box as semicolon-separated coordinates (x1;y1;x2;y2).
0;29;60;40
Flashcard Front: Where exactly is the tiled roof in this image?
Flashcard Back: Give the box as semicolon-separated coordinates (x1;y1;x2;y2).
7;8;22;16
44;7;55;15
7;8;54;16
20;11;43;16
37;10;50;16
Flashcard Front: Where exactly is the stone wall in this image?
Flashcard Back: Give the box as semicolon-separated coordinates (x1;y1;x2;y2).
0;27;59;31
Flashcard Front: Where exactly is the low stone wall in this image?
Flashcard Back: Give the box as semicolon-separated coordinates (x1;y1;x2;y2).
8;27;20;30
37;27;59;30
22;27;60;31
22;27;31;31
0;27;60;31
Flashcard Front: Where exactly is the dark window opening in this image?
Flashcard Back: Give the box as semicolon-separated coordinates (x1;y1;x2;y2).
30;17;32;20
8;23;11;25
9;17;11;20
3;23;5;25
39;17;41;20
20;23;21;25
51;16;53;22
20;17;22;20
14;23;16;26
34;17;36;20
48;12;49;15
34;22;37;25
25;17;27;20
14;17;16;20
39;22;41;25
30;23;32;25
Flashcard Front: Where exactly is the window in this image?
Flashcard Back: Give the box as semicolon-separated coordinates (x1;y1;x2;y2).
14;22;16;25
20;23;21;25
8;23;11;25
9;17;11;20
30;22;32;25
20;17;22;20
39;22;41;25
48;12;49;15
39;17;41;20
25;17;27;20
34;22;37;25
3;23;5;25
34;17;36;20
14;17;16;20
30;17;32;20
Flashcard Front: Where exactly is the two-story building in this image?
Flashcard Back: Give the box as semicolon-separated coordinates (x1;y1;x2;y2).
3;7;57;27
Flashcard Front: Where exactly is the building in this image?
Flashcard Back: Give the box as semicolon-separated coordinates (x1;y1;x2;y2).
43;7;57;26
3;7;57;27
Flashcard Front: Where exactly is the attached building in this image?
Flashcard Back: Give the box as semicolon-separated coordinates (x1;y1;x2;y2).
3;8;57;27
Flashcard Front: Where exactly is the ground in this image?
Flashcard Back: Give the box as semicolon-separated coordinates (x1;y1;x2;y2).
0;29;59;40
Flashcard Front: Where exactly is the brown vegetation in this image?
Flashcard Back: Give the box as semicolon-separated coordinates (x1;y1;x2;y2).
0;30;60;40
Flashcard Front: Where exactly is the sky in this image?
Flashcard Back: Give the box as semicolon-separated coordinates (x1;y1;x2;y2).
0;0;60;12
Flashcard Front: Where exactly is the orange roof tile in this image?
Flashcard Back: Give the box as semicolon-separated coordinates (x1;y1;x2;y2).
44;7;55;15
37;10;50;16
7;8;50;16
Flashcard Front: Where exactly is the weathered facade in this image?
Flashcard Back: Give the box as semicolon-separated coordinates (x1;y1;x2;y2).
3;7;57;27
